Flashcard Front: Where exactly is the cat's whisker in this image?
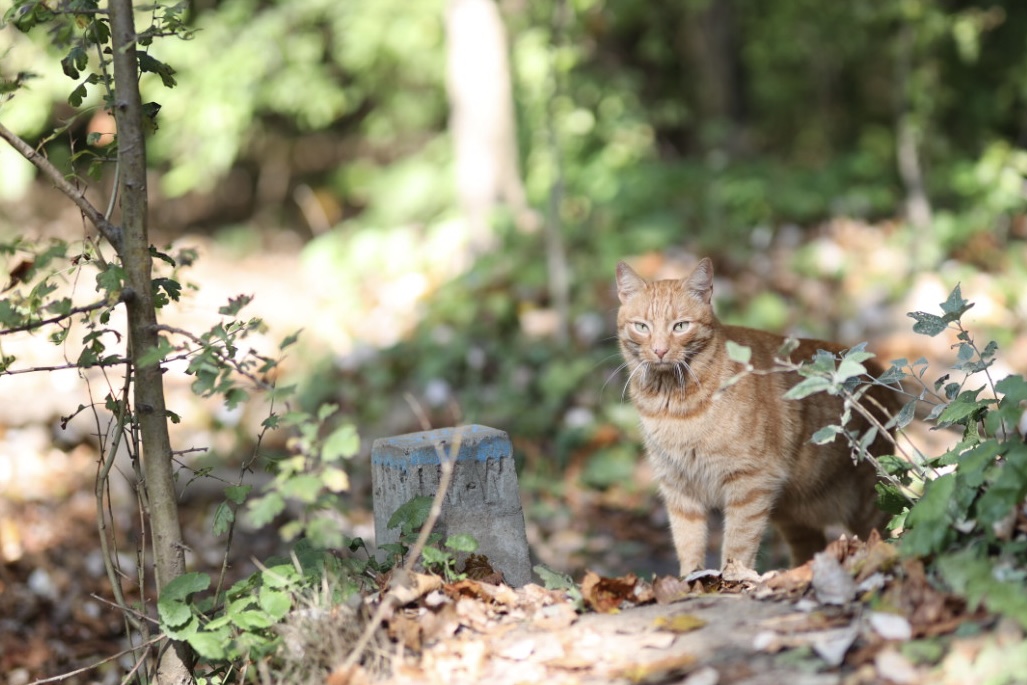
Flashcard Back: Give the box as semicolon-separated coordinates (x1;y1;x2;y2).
602;362;630;395
673;361;685;386
622;362;647;401
681;360;701;389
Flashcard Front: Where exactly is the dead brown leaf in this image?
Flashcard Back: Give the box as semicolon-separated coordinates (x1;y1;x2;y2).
653;613;706;633
608;652;698;684
581;571;653;613
653;575;692;604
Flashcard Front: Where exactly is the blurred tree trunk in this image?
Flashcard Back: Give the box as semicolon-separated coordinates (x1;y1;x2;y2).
445;0;535;255
108;1;193;682
894;21;934;270
681;0;746;154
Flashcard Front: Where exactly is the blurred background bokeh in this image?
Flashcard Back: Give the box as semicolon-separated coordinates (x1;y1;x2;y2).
2;0;1027;670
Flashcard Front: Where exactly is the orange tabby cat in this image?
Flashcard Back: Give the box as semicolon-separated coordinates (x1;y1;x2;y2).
616;257;894;575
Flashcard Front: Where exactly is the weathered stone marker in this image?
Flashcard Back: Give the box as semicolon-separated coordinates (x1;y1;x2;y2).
371;424;532;587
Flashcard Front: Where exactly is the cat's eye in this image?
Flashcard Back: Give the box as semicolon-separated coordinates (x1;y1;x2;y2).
672;321;691;333
632;321;649;333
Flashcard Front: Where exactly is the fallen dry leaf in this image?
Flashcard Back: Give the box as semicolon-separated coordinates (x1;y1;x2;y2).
581;571;650;613
388;570;444;606
608;651;697;684
653;575;692;604
653;613;706;634
811;552;856;605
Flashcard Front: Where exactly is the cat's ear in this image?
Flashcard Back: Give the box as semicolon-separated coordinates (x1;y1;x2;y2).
683;258;714;304
616;261;647;303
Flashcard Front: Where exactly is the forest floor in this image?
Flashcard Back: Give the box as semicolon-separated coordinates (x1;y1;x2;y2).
2;220;1026;684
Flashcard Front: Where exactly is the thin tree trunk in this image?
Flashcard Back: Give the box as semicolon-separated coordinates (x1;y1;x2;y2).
894;22;933;271
108;1;193;682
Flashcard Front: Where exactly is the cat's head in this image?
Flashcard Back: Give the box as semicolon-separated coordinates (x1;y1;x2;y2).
615;258;718;370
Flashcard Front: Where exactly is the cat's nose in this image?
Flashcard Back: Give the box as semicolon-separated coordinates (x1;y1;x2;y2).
654;348;668;360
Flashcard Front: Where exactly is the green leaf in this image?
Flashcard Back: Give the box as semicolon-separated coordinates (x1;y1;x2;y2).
937;388;987;427
218;294;253;317
212;501;234;536
887;399;918;431
783;375;834;400
280;473;322;503
232;609;275;630
811;424;842;444
258;586;292;620
725;341;751;364
322;423;359;462
875;482;911;515
901;473;957;557
907;311;948;337
158;572;210;629
161;572;211;602
224;484;251;504
321;466;349;492
387;495;433;533
280;329;303;350
939;284;972;318
877;364;907;385
60;46;87;79
421;545;451;568
835;357;867;383
304;516;344;549
533;564;575;591
445;533;479;553
68;81;88;107
187;629;229;660
246;492;285;527
137;52;177;88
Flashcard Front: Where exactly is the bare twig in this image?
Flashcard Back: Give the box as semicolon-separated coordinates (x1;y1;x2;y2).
337;400;464;676
26;634;162;685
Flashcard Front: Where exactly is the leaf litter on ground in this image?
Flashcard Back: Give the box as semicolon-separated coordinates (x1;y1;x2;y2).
320;530;1024;685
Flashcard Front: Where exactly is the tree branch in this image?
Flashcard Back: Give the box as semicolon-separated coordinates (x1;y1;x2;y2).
0;298;111;336
0;121;122;250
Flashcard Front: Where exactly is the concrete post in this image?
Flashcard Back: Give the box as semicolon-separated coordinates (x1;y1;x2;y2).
371;424;532;587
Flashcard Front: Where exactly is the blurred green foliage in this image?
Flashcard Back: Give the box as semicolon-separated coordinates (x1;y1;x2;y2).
4;0;1027;472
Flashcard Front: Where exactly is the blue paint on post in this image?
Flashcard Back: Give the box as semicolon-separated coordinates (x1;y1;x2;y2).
371;424;511;470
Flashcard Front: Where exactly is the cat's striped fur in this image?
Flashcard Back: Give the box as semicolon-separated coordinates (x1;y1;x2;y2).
616;257;894;574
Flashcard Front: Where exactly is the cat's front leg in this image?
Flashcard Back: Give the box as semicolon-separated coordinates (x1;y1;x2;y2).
659;484;709;575
721;485;776;572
